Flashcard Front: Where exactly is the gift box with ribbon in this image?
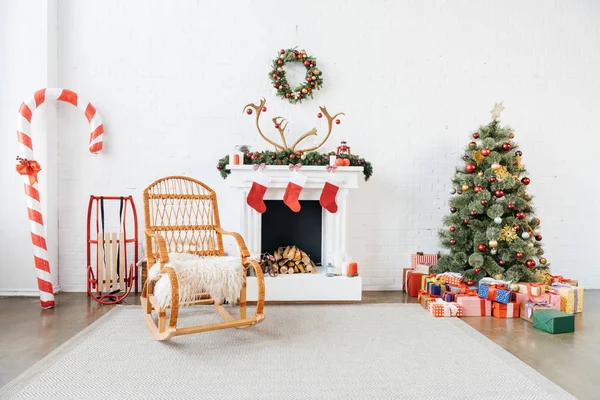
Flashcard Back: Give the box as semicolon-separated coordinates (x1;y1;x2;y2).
436;272;463;286
532;309;575;334
428;298;463;317
404;271;424;297
426;279;444;296
402;267;413;292
520;299;556;322
549;274;578;286
455;293;492;316
516;282;545;297
478;283;512;304
418;290;439;309
492;301;519;318
442;292;455;302
513;290;561;309
552;283;584;314
421;274;437;291
411;253;438;269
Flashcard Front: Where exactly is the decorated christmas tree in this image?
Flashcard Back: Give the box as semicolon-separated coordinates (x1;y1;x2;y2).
433;103;549;284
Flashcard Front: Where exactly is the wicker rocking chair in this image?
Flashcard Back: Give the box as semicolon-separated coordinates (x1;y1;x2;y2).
141;176;265;341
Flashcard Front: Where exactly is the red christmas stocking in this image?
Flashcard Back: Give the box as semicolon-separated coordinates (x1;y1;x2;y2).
320;181;339;213
283;171;307;212
246;171;269;213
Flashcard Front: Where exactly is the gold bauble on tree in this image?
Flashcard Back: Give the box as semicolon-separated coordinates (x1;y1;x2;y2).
540;258;548;265
478;171;484;177
489;240;498;248
491;163;501;171
462;184;469;191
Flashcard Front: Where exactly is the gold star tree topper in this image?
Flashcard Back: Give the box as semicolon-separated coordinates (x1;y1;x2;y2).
490;102;505;121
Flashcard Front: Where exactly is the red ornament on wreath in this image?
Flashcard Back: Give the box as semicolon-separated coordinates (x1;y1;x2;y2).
465;163;477;173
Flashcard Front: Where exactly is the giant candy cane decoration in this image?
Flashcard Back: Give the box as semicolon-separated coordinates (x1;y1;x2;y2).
16;88;104;308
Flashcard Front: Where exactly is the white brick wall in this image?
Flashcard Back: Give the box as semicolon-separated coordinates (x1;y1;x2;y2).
2;0;599;293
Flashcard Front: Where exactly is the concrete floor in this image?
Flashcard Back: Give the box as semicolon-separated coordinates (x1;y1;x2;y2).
1;291;597;399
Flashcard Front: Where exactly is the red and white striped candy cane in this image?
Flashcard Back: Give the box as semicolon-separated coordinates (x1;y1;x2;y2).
16;88;104;309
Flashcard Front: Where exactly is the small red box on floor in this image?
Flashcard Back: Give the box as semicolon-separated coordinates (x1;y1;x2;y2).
492;301;519;318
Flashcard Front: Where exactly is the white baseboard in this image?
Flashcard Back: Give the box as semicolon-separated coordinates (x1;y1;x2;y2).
0;285;62;297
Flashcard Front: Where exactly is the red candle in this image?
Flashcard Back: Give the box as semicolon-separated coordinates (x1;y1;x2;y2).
233;154;240;164
348;262;358;277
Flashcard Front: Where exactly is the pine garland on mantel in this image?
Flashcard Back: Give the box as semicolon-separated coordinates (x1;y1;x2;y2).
217;150;373;181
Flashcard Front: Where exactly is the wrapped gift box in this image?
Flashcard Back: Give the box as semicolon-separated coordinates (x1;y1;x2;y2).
455;294;492;316
549;274;578;286
516;282;545;297
442;292;455;302
428;299;463;317
418;290;439;309
552;283;583;314
492;301;519;318
421;275;438;291
426;281;444;296
436;272;463;286
415;264;432;274
411;253;438;268
402;267;413;292
513;291;561;309
405;271;424;297
532;309;575;334
520;300;556;322
478;284;512;304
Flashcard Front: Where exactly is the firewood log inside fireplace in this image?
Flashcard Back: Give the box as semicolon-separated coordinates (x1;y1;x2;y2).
271;246;316;274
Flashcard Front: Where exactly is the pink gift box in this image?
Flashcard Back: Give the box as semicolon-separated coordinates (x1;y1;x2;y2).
411;253;437;268
455;294;492;316
513;291;561;309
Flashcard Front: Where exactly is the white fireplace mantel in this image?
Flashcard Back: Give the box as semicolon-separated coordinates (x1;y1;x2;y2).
225;164;363;302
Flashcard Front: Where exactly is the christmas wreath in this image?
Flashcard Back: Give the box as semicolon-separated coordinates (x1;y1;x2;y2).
270;48;323;104
217;150;373;181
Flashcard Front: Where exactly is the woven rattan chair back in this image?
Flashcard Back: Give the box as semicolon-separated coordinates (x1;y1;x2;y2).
143;176;225;265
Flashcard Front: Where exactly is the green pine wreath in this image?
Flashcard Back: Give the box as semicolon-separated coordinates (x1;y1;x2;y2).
269;48;323;104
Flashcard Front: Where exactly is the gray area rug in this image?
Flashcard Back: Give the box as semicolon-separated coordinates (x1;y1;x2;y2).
0;304;575;399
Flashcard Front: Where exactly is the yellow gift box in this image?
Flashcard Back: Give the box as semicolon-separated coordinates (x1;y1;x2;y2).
553;284;583;314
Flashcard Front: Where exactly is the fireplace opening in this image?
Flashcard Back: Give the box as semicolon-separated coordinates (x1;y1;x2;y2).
261;200;322;265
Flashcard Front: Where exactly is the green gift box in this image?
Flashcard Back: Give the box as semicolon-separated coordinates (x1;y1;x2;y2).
532;309;575;334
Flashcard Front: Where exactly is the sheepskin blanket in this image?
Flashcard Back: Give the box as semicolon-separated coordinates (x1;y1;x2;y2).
148;253;245;308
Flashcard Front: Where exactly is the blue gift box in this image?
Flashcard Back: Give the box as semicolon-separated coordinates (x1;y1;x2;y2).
428;283;442;296
442;292;455;302
478;284;511;304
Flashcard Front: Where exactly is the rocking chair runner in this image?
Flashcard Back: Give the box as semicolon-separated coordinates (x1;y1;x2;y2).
141;176;265;341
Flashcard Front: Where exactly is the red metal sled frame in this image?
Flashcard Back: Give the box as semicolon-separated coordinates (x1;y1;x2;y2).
86;195;139;304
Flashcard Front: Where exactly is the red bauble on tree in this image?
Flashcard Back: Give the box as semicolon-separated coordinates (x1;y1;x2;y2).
449;226;456;232
507;203;514;210
463;218;470;224
450;239;457;245
502;142;512;151
477;244;487;252
515;150;522;156
509;133;515;139
499;260;506;265
469;141;476;147
516;211;525;219
474;267;481;273
480;199;488;205
450;207;457;213
473;132;480;139
473;185;482;193
516;252;523;259
470;210;477;216
467;280;475;285
480;147;491;157
465;163;477;173
495;190;504;198
521;177;531;185
489;176;496;183
526;259;536;268
535;235;542;241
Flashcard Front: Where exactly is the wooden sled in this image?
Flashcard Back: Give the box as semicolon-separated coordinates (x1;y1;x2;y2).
142;176;265;341
86;196;139;305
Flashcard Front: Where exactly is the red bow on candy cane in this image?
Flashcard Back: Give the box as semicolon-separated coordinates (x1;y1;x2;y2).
289;163;302;171
326;165;337;172
16;156;41;186
252;163;266;171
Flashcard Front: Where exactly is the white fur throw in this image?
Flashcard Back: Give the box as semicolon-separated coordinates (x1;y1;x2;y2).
149;253;245;308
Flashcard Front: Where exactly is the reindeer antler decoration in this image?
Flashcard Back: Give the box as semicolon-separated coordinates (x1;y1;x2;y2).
243;98;344;153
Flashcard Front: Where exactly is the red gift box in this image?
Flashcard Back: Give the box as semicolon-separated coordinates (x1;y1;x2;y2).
405;271;424;297
402;267;413;292
492;301;519;318
455;293;492;316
